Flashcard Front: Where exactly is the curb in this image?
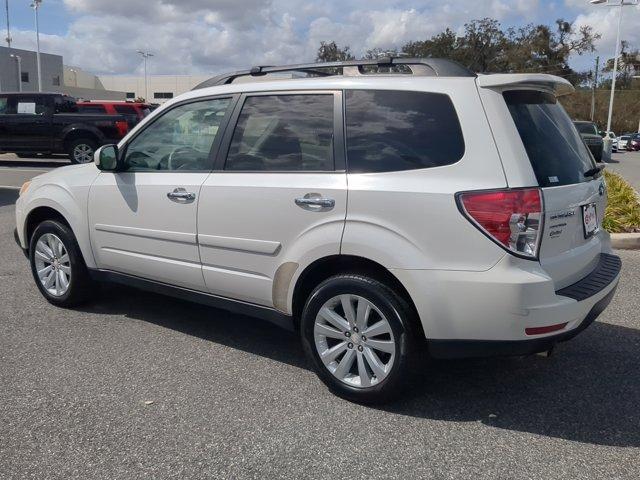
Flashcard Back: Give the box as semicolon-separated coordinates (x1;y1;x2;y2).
611;233;640;250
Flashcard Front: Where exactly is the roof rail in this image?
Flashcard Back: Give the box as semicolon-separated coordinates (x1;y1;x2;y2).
192;57;476;90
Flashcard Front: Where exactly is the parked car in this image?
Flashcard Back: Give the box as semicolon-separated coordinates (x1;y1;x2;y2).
628;133;640;151
618;134;631;151
573;121;603;161
14;58;621;403
77;101;152;128
0;92;129;163
603;131;618;152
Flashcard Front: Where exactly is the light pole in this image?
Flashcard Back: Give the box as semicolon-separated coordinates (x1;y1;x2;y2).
590;0;639;135
635;75;640;132
5;0;11;47
10;53;22;92
136;50;153;102
69;68;77;87
30;0;43;92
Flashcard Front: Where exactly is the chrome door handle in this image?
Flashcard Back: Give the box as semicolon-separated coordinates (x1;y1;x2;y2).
167;188;196;203
295;196;335;210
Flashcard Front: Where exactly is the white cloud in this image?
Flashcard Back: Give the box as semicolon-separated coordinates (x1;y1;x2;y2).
7;0;601;76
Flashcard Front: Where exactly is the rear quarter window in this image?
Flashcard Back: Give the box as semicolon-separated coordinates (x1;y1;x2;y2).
504;90;595;188
345;90;465;173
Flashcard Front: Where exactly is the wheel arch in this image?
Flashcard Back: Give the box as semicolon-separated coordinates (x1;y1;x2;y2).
62;128;101;151
25;206;72;245
21;191;97;269
290;254;424;338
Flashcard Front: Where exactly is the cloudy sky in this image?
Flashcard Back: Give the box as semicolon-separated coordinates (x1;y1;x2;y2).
3;0;640;77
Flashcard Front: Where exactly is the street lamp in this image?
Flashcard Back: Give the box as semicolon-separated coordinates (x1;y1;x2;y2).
10;53;22;92
5;0;12;47
30;0;43;92
589;0;639;136
635;75;640;132
69;68;78;87
136;50;154;102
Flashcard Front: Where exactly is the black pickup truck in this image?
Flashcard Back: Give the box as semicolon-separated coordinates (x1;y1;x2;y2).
0;92;129;164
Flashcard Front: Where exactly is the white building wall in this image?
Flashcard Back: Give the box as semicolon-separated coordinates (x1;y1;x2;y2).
98;75;211;103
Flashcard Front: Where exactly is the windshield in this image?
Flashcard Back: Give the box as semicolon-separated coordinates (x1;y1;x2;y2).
504;90;596;188
574;122;598;135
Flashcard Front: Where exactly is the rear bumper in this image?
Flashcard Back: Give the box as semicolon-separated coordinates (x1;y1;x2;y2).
392;252;621;358
428;284;617;358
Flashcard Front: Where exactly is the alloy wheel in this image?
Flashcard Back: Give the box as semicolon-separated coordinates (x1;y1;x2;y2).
73;144;94;163
34;233;71;297
313;294;396;388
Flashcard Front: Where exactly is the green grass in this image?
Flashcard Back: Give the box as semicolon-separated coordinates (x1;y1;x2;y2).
602;170;640;233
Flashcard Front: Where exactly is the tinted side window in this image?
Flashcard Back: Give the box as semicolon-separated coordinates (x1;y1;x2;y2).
114;104;141;127
123;98;231;172
114;105;137;116
345;90;464;173
225;94;334;171
9;96;48;115
0;96;10;114
79;105;107;114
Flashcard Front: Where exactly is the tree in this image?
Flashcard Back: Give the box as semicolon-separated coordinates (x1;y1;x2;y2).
603;41;640;90
399;17;600;85
316;41;355;62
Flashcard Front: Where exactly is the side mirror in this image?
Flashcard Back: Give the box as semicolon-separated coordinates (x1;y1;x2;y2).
94;144;119;171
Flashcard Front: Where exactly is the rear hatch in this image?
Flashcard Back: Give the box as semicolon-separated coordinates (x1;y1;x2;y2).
503;89;606;289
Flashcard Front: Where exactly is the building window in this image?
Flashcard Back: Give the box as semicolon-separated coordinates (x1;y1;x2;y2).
126;92;136;99
153;92;174;99
21;72;29;83
52;75;60;86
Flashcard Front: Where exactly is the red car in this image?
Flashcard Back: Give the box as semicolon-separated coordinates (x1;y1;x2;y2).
77;101;152;128
629;133;640;151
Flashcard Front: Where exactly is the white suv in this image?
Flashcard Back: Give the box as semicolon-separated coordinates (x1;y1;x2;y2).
14;58;621;403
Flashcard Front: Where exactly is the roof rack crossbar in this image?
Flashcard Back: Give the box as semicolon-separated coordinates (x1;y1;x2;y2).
193;57;475;90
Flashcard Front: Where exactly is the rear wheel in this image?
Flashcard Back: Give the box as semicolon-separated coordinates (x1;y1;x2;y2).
29;220;94;307
67;138;97;164
301;274;419;404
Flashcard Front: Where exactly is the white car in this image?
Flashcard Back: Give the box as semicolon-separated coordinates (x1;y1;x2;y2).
14;59;621;403
618;135;630;150
605;131;618;152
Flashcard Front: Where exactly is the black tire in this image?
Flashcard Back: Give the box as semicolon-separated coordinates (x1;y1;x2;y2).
29;220;94;307
300;274;420;404
593;148;602;162
67;138;97;164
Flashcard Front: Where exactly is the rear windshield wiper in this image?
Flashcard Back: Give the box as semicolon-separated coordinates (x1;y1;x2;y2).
584;165;605;178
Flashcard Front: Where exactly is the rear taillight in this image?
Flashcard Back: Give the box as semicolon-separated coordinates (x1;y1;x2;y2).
458;188;543;259
115;120;129;138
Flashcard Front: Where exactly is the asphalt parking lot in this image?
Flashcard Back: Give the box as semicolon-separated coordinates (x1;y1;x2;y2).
1;159;640;479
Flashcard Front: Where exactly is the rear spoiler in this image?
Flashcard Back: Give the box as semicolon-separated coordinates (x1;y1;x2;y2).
477;73;574;97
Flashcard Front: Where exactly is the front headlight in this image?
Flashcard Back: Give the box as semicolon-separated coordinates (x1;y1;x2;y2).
19;181;31;196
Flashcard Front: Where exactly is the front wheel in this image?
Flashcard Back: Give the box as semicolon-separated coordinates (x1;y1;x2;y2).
301;274;420;404
67;138;97;164
29;220;94;307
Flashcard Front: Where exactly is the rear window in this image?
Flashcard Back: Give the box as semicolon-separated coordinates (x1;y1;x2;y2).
345;90;464;173
504;90;595;188
574;122;598;135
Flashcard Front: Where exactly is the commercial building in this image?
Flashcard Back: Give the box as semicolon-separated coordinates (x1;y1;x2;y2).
0;46;125;100
0;46;63;92
97;74;210;103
